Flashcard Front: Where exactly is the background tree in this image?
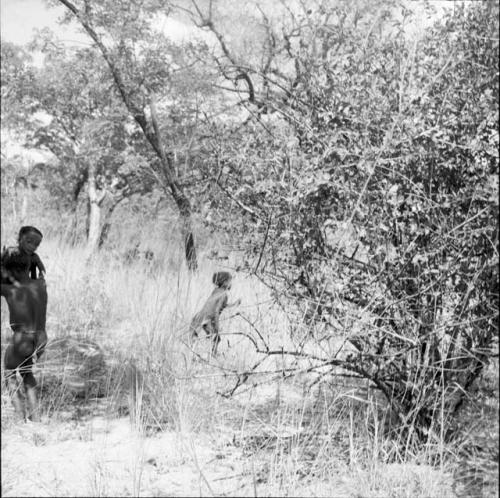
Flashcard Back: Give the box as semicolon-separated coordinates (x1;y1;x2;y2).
51;0;220;269
2;39;146;251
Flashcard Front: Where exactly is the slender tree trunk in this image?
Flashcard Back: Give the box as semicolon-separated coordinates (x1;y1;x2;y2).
19;167;32;226
86;163;105;255
13;177;28;225
12;184;18;224
70;167;88;246
20;185;29;225
150;95;198;270
98;196;123;248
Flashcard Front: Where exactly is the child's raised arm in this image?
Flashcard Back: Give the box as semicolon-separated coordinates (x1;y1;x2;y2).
30;253;46;280
227;297;242;309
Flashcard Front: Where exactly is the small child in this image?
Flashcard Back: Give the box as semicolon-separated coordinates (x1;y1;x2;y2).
1;226;46;285
190;271;241;354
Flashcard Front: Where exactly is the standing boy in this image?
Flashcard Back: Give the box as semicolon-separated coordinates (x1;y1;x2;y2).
1;226;46;284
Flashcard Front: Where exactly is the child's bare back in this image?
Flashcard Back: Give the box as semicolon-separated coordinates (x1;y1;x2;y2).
190;272;240;354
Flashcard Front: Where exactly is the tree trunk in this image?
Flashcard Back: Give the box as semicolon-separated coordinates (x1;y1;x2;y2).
20;185;29;225
14;176;29;225
98;196;123;248
12;186;18;224
150;95;198;271
86;163;105;255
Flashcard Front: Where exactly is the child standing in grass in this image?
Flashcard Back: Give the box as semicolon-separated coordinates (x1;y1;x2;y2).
1;226;46;284
190;271;241;354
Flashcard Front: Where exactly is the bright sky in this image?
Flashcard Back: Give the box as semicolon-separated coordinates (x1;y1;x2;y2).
1;0;467;54
0;0;84;46
0;0;206;48
1;0;461;48
0;1;73;161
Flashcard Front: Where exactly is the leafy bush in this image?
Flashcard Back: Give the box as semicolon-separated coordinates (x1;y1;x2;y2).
202;0;499;442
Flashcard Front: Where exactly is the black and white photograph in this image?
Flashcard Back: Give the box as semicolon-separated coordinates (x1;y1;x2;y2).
0;0;498;496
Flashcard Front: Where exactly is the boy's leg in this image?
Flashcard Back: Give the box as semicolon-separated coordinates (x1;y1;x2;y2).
35;330;48;360
4;346;26;420
20;360;38;422
209;319;221;355
201;321;220;354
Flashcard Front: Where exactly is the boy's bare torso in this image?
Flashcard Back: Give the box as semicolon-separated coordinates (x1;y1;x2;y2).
192;287;229;327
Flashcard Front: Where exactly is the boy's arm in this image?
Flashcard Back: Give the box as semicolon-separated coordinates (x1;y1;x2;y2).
1;247;21;286
1;283;9;297
225;294;241;309
29;262;37;279
1;282;16;297
0;260;9;283
32;253;46;279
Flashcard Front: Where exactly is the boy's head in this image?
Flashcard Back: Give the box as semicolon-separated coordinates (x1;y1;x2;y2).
213;271;232;289
18;226;43;255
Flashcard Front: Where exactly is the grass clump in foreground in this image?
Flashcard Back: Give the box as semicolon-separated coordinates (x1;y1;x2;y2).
1;238;497;497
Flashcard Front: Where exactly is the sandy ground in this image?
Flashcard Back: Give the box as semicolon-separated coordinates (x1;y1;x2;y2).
1;412;258;497
1;388;460;498
3;354;490;498
1;380;329;497
0;378;357;498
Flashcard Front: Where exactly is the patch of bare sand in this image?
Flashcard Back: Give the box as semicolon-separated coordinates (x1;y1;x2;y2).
1;379;458;497
1;414;257;497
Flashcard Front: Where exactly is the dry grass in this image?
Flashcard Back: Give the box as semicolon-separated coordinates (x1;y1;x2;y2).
1;236;496;497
